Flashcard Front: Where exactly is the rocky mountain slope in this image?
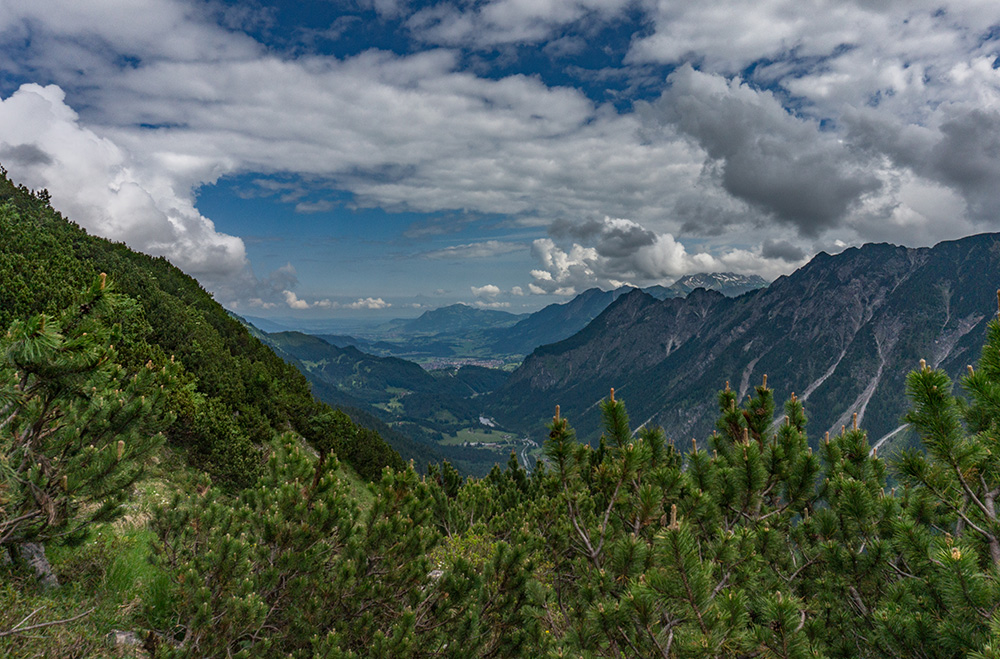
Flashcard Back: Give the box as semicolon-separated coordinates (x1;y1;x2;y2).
644;272;769;299
488;235;1000;447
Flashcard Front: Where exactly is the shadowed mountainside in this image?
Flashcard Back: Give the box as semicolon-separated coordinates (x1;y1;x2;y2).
489;235;1000;447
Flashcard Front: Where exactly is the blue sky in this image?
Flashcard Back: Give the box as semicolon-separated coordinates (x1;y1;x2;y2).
1;1;999;318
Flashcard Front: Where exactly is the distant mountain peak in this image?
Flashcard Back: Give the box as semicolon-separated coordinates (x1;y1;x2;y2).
668;272;768;297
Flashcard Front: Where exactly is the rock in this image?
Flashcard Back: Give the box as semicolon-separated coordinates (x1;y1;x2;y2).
106;630;143;648
18;542;59;591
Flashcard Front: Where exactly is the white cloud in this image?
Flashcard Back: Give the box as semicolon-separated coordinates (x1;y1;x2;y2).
625;1;1000;247
0;83;249;285
471;284;503;298
346;297;391;310
407;0;627;47
528;283;547;295
246;297;276;309
528;217;806;293
3;0;1000;309
628;1;1000;78
280;292;392;310
283;290;311;310
423;240;525;259
294;199;335;213
470;283;522;307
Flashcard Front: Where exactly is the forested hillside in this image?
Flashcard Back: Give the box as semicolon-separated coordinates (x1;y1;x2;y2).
260;329;511;474
0;170;404;482
134;306;1000;658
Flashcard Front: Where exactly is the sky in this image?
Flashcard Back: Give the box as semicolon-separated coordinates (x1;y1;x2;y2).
0;1;999;319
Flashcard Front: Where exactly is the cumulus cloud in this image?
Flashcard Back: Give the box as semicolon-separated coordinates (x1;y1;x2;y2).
646;65;880;238
0;84;249;286
283;290;312;310
471;284;503;298
470;283;513;308
279;291;391;310
528;216;803;293
346;297;391;310
246;298;277;309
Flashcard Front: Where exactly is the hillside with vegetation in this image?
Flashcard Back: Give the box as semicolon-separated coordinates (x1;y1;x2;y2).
261;329;513;475
0;170;409;484
6;169;1000;657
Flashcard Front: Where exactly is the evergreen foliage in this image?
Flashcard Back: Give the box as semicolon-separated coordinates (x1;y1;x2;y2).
0;275;176;548
0;170;403;484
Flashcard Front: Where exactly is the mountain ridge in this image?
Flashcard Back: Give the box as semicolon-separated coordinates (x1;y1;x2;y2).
487;234;1000;447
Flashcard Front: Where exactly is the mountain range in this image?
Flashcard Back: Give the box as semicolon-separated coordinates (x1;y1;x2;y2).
286;272;770;364
487;235;1000;450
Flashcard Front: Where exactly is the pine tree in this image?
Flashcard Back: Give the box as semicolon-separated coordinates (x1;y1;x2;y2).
882;296;1000;656
0;275;176;557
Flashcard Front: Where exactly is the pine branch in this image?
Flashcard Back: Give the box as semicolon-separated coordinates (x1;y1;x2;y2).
953;464;995;525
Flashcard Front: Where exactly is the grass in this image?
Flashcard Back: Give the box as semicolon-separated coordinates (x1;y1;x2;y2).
375;395;405;414
441;427;520;447
0;449;195;656
1;515;171;658
337;460;375;511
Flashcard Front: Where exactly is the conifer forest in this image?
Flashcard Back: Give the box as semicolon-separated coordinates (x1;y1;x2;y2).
6;172;1000;659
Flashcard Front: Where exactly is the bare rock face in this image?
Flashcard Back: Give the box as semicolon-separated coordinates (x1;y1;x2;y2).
488;234;1000;447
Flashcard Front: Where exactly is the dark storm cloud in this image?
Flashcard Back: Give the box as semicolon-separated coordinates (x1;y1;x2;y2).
761;238;806;262
649;65;879;238
549;216;657;257
549;217;605;240
845;107;1000;222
